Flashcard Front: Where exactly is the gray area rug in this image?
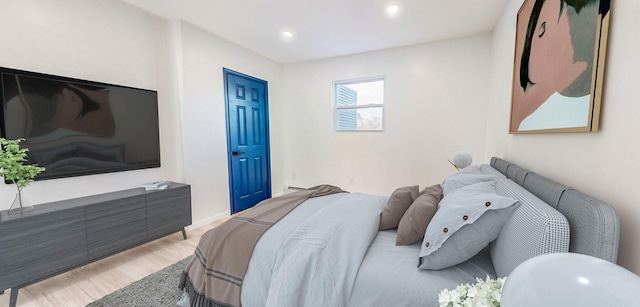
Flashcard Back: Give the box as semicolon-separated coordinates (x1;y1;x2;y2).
86;256;191;307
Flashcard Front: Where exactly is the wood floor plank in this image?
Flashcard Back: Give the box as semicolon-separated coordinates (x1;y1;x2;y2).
0;219;224;307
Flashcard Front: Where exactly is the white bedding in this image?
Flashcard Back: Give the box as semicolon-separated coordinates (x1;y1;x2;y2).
241;192;496;307
349;231;496;306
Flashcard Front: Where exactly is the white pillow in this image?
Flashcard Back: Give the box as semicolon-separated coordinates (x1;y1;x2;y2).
418;180;520;270
441;166;496;196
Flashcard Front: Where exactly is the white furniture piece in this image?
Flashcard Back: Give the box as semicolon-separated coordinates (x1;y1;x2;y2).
501;252;640;306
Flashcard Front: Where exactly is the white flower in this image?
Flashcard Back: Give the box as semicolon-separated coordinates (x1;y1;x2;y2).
438;276;507;307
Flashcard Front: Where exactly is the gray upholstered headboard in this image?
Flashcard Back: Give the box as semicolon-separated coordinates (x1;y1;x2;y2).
489;157;620;263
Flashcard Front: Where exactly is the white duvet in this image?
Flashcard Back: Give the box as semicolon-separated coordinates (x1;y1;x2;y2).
241;192;387;307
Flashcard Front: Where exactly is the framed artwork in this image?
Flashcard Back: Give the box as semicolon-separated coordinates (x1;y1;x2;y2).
510;0;611;134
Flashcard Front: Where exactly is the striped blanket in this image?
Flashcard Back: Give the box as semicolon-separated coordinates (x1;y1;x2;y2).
179;185;346;307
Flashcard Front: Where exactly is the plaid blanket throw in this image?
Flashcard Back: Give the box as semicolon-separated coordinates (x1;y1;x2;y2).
179;185;346;307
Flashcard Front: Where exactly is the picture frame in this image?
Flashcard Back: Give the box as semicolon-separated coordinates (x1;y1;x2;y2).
509;0;611;134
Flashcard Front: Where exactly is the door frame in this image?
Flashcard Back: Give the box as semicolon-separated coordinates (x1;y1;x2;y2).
223;68;272;213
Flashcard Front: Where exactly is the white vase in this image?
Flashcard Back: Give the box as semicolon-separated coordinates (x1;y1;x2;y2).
8;191;35;215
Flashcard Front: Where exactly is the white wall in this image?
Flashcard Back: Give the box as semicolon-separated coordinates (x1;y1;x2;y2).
178;22;284;226
282;35;492;196
0;0;176;207
487;0;640;274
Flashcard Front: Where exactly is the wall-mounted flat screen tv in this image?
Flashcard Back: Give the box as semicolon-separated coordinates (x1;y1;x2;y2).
0;67;161;181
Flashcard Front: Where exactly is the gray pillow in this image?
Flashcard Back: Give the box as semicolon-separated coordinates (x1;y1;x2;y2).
441;166;495;196
418;180;519;270
379;185;419;230
396;184;443;245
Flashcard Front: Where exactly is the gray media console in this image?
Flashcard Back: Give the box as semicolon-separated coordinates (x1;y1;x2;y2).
0;182;192;307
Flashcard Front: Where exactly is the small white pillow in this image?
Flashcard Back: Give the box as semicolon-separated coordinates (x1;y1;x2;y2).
418;180;519;270
441;166;496;196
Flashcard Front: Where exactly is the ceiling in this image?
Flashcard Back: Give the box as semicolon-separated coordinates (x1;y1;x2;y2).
121;0;509;64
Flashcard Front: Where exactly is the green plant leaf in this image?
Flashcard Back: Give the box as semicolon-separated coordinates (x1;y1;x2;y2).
0;138;45;190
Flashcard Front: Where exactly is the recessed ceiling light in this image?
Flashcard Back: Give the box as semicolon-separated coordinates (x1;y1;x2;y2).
386;4;400;15
282;31;293;38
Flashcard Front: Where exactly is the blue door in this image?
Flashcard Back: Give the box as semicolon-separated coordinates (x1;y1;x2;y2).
224;68;271;214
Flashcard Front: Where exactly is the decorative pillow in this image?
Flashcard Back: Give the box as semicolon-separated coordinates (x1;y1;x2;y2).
379;185;419;230
418;180;520;270
396;184;443;245
441;166;496;196
419;183;441;195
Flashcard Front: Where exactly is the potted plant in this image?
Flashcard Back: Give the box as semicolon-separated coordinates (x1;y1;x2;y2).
0;138;45;215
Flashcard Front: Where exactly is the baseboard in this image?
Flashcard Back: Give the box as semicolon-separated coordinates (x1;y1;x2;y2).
188;191;290;230
187;211;230;230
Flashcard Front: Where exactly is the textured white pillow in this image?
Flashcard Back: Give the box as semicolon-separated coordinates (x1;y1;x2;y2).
441;166;496;196
418;180;519;270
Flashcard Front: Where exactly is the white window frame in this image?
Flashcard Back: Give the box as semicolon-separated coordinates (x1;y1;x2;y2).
333;76;385;132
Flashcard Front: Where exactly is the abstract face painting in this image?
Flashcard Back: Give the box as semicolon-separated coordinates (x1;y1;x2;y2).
510;0;611;133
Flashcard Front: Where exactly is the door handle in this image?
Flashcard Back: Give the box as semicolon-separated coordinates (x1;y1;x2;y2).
232;151;246;156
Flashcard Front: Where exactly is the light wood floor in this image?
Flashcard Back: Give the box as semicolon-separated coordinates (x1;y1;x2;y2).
0;219;226;307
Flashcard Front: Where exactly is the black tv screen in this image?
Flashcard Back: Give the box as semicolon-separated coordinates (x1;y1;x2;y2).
0;67;161;180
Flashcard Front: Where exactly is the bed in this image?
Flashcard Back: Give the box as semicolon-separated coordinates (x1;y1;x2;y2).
179;157;620;307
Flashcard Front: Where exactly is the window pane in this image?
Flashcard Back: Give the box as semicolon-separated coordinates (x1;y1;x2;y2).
356;107;383;131
339;80;384;106
336;108;358;130
336;107;382;131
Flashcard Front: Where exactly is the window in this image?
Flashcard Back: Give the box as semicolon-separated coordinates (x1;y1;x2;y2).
334;77;384;131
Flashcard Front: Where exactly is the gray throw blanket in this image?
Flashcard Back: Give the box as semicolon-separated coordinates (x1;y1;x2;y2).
179;185;346;307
